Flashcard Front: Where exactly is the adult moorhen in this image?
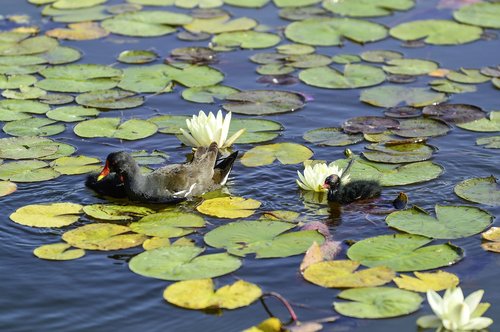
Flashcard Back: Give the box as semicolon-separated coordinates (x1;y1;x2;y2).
86;142;238;203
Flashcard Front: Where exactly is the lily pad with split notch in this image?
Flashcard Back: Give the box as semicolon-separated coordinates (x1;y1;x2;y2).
211;31;281;49
0;160;60;182
360;86;447;108
129;245;242;280
184;15;257;34
118;50;158;64
83;204;154;221
422;104;485;124
286;54;332;68
323;0;415;17
0;137;59;160
347;233;463;271
74;118;157;140
446;68;490;84
241;142;313;167
384;106;421;118
0;36;58;56
62;223;147;250
393;271;459;292
278;6;328;21
3;118;65;137
75;90;144;109
360;50;403;63
10;202;82;228
457;111;500;132
49;156;101;175
223;90;305;115
0;99;50;122
276;43;315;55
170;47;216;64
182;85;239;103
362;142;435;163
393;118;451;138
453;2;500;29
454;176;500;206
2;86;46;100
476;136;500;149
256;64;294;76
46;106;100;122
129;211;205;238
304;127;363;146
0;74;37;90
429;80;477;94
382;58;438;76
41;46;83;65
230;118;283;144
299;64;385;89
196;196;261;219
342;116;399;134
331;54;361;64
204;220;324;258
33;243;85;261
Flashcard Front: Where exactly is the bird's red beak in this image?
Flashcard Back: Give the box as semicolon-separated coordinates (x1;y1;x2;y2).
322;183;330;189
97;161;110;181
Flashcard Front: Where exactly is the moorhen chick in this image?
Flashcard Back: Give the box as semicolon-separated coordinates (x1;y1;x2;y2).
323;174;382;205
86;142;238;203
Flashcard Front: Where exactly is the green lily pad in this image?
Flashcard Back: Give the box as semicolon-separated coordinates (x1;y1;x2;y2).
0;160;60;182
127;0;174;4
457;111;500;132
332;54;362;64
0;74;37;89
256;63;295;76
347;233;463;271
446;68;490;84
0;36;58;56
0;55;46;66
476;136;500;149
170;46;217;64
52;0;107;9
33;243;85;261
74;118;157;140
429;79;477;94
46;106;99;122
62;223;147;250
386;205;493;239
360;86;447;108
36;64;122;93
453;2;500;29
285;18;387;46
223;90;305;115
42;5;111;23
274;0;320;7
38;142;77;160
212;31;281;49
224;0;269;7
286;54;332;68
299;64;385;89
182;85;239;103
0;99;49;122
342;116;400;134
360;50;403;63
0;64;46;75
129;211;205;237
117;65;172;93
323;0;415;17
117;50;158;64
394;118;451;138
10;202;82;227
164;65;224;88
454;176;500;206
390;20;482;45
148;115;189;134
304;127;363;146
184;15;257;34
276;43;315;55
129;246;242;280
39;93;75;105
2;86;46;100
42;46;82;65
83;204;154;221
204;220;324;258
422;104;486;124
129;150;169;165
250;53;288;64
230;118;283;144
49;156;101;175
334;287;423;319
3;118;65;137
241;142;313;167
383;59;438;76
362;142;435;163
0;181;17;197
0;136;58;159
75;90;144;109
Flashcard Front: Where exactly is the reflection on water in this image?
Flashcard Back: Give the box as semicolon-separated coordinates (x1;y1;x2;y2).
1;0;500;331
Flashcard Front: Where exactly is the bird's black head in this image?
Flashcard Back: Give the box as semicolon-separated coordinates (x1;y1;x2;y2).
97;151;137;182
323;174;341;191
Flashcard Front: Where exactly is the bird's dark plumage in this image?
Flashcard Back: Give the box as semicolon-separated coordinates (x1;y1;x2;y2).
324;174;381;205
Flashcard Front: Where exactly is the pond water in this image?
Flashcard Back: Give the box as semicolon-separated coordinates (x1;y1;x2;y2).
0;0;499;331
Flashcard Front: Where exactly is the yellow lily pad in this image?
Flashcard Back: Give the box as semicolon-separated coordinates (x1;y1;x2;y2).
163;279;262;310
243;318;282;332
83;204;154;221
46;22;109;40
0;180;17;197
241;142;313;167
197;196;261;218
303;260;395;288
482;227;500;242
33;242;85;260
62;223;147;250
10;202;83;228
393;271;459;292
143;237;170;250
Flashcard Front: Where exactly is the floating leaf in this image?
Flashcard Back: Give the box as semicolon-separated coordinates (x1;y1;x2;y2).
457;111;500;132
482;227;500;253
75;89;144;109
454;176;500;206
184;14;257;34
446;68;490;84
323;0;415;17
386;205;492;239
225;0;269;7
38;142;76;160
196;196;261;218
243;318;282;332
62;223;147;250
46;22;109;40
303;127;363;146
362;142;434;163
476;136;500;149
393;271;459;292
204;220;324;258
276;43;315;55
360;86;447;108
46;106;99;122
2;86;46;100
148;115;189;134
360;50;403;63
299;64;385;89
383;59;438;76
212;31;281;49
3;118;65;137
83;204;154;221
393;118;451;138
274;0;320;7
0;136;58;159
49;156;101;175
42;46;82;65
223;90;305;115
74;118;157;140
52;0;107;9
0;160;60;182
303;260;395;288
42;5;111;23
429;79;477;94
182;85;238;103
129;246;242;280
117;50;158;64
390;20;482;45
453;2;500;29
423;104;485;125
230;118;283;144
33;243;85;260
347;233;463;271
129;211;205;237
0;74;37;89
285;18;387;46
241;142;313;167
0;181;17;197
334;287;422;318
163;279;262;310
342;116;400;134
0;36;58;56
10;202;82;227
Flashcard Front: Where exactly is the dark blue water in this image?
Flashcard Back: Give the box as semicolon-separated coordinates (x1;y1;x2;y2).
1;0;499;331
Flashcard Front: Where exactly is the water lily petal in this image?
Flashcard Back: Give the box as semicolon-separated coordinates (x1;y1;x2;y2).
461;317;494;330
464;289;484;315
179;128;201;147
224;128;245;148
416;315;442;328
427;290;445;317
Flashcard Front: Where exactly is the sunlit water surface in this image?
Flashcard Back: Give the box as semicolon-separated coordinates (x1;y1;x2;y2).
0;1;499;331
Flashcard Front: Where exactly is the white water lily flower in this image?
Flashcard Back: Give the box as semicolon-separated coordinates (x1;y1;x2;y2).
417;287;493;331
179;110;244;149
296;162;350;192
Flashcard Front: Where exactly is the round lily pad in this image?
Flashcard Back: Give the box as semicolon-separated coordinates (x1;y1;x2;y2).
384;106;422;118
49;156;101;175
196;196;261;218
46;22;109;41
0;136;58;159
74;118;157;140
277;43;315;55
393;271;460;292
42;46;82;65
76;89;144;109
476;136;500;149
454;176;500;206
83;204;154;221
230;118;283;144
3;118;65;137
382;58;438;76
0;74;37;89
129;211;205;237
323;0;415;17
457;111;500;132
256;64;295;76
129;246;242;280
347;233;463;271
223;90;305;115
360;50;403;63
62;223;147;250
46;106;100;122
360;86;447;108
394;118;451;138
117;50;158;64
386;205;493;239
429;80;477;94
299;64;385;89
342;116;400;134
184;15;257;34
453;2;500;29
0;36;58;56
446;68;490;84
285;18;387;46
241;142;313;167
362;142;435;163
334;287;423;319
148;115;189;134
33;243;85;261
422;104;486;124
303;127;363;146
2;86;46;100
117;65;173;93
10;202;82;227
212;31;281;49
170;47;217;64
279;6;329;20
332;54;362;64
0;160;60;182
42;5;111;23
52;0;107;9
204;220;324;258
182;85;239;103
0;181;17;197
38;142;77;160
